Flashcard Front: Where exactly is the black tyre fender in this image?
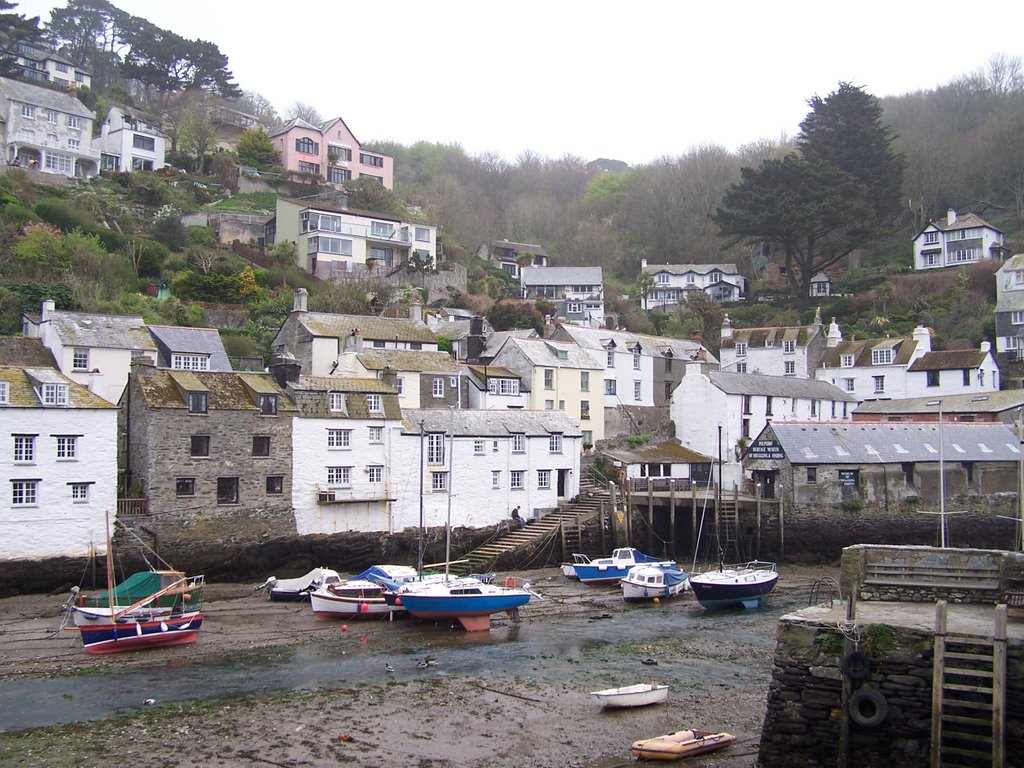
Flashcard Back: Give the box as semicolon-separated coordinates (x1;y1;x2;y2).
841;650;872;680
849;687;888;728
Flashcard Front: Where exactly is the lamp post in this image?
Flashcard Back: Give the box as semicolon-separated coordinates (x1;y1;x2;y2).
926;400;947;547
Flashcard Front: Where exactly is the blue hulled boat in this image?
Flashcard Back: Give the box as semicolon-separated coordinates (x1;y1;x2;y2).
573;548;677;586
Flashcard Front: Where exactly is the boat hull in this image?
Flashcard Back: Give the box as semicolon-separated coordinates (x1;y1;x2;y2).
309;580;405;619
631;729;736;760
397;592;530;619
76;612;203;654
621;569;689;602
590;683;668;708
689;569;778;610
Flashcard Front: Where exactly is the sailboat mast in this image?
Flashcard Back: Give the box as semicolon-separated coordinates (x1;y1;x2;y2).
104;509;115;603
445;432;453;579
417;419;425;580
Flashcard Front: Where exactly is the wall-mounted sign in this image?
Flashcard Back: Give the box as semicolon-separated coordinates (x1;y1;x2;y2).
838;469;859;487
746;438;785;461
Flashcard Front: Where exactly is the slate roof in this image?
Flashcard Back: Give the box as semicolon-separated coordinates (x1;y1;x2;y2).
0;337;56;367
356;349;460;373
148;325;232;371
919;212;1002;235
505;337;603;370
493;240;549;258
47;310;155;352
642;263;741;277
428;319;471;341
762;422;1020;464
553;324;707;360
282;312;437;345
720;325;818;349
907;350;987;371
603;441;714;465
995;254;1024;312
268;117;320;137
135;370;296;411
818;336;919;369
402;408;581;437
709;371;856;401
0;77;94;119
853;391;1024;416
0;365;113;409
481;329;539;358
520;266;603;286
287;375;401;419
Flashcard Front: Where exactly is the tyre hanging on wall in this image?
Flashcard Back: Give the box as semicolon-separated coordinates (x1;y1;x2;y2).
849;687;888;728
841;650;872;680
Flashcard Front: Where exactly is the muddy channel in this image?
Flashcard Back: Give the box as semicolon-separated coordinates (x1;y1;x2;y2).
0;564;839;767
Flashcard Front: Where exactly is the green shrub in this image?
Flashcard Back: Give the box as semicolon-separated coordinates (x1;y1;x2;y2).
151;215;188;251
187;225;217;248
34;200;94;233
2;203;39;226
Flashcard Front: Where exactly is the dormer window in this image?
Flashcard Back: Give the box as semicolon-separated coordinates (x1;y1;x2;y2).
187;391;208;414
841;355;854;368
871;348;893;365
736;342;747;358
367;393;382;412
329;392;346;412
172;353;210;371
259;394;278;415
42;383;68;406
657;273;669;284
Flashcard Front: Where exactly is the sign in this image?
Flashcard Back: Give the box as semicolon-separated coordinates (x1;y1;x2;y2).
746;438;785;461
838;470;858;488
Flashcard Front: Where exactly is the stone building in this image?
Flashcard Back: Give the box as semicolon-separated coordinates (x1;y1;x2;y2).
122;360;297;547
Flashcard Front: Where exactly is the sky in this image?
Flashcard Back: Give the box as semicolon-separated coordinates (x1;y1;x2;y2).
13;1;1024;166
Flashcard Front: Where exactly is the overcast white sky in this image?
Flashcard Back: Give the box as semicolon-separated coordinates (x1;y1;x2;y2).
15;1;1024;166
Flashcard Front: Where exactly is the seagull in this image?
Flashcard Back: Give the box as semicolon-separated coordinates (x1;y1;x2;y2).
143;698;156;705
385;662;395;673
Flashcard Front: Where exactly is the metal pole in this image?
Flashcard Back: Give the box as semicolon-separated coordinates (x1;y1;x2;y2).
939;404;946;548
417;419;425;579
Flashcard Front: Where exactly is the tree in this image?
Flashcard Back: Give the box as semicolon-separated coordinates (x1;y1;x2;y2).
0;1;42;78
235;128;280;169
233;91;279;126
267;240;296;288
286;101;322;125
486;300;543;333
175;100;220;170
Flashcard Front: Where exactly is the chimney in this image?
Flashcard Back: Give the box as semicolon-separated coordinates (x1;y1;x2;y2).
641;258;648;270
268;351;300;388
912;325;932;354
467;315;485;362
980;340;991;354
812;307;822;329
947;209;957;226
409;300;422;324
380;365;397;390
294;287;308;313
130;355;157;377
827;317;842;348
720;313;733;341
41;299;55;321
345;328;363;353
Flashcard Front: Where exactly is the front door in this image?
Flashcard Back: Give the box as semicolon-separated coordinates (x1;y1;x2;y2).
753;470;778;499
557;468;568;499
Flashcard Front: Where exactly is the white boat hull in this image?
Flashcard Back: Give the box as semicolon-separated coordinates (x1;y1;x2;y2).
590;683;668;708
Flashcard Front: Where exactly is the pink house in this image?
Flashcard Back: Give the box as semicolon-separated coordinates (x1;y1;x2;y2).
269;116;394;189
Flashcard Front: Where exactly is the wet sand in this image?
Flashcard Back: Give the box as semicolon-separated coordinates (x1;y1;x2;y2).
0;564;839;767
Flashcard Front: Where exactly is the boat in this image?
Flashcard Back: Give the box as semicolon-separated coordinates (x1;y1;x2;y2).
688;560;778;610
621;564;689;602
573;548;677;586
589;683;668;708
309;579;405;620
388;575;533;632
561;553;592;580
67;515;204;654
255;567;342;601
630;729;736;760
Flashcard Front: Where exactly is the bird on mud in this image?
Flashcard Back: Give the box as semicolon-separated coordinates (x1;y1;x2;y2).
415;657;437;669
385;662;395;673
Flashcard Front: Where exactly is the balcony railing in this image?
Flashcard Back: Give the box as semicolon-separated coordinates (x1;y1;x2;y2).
629;477;695;493
316;486;396;504
15;136;100;159
117;498;149;517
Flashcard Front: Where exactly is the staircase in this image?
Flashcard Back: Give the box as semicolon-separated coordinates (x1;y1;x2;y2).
931;602;1007;768
718;495;741;561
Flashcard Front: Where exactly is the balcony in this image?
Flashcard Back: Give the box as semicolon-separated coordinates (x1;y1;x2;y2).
316;486;396;504
117;497;149;517
15;135;100;159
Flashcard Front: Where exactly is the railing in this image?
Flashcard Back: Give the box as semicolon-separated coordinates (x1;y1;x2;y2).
628;477;695;493
316;486;396;503
117;498;149;517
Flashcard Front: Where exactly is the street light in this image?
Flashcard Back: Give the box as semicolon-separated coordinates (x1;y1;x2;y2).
926;400;947;547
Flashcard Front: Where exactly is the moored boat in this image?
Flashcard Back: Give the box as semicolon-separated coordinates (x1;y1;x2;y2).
621;565;689;602
589;683;668;708
256;567;342;601
631;729;736;760
574;548;676;586
309;579;404;619
561;553;592;580
688;560;778;610
391;576;532;632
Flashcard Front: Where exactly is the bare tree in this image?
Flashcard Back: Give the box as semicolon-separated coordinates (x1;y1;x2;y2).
286;101;323;125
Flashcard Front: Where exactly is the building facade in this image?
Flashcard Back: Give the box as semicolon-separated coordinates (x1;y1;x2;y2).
641;260;745;309
269;117;394;188
912;209;1006;271
92;105;166;172
520;266;604;327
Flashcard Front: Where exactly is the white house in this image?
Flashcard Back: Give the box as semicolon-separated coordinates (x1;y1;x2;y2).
478;239;550;278
718;310;826;379
11;44;90;89
672;361;856;489
520;266;604;327
288;376;403;535
994;253;1024;358
92;105;167;172
0;366;117;561
912;209;1006;271
22;300;156;405
463;364;531;410
388;409;581;531
814;319;998;402
0;76;98;177
641;260;745;309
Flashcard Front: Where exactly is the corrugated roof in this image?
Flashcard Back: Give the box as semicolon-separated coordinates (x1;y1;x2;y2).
296;312;437;344
0;365;113;409
907;350;986;371
603;441;714;465
520;266;603;285
853;391;1024;415
356;349;460;373
48;311;155;352
0;77;94;119
401;408;582;437
148;326;232;371
764;422;1020;464
710;371;856;401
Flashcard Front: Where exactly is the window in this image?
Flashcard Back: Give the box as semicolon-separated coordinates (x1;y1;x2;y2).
582;430;593;446
432;378;444;398
926;370;940;387
252;436;271;457
765;396;773;417
873;375;885;393
42;383;68;405
368;426;383;443
67;116;79;129
327;167;350;183
736;342;747;357
810;399;818;417
190;435;210;457
329;145;352;161
665;382;673;400
74;71;85;83
843;378;855;392
327;466;350;486
634;380;642;400
132;134;155;151
329;392;345;412
0;381;7;404
538;469;551;489
742;395;752;414
581;400;590;420
360;152;384;167
45;109;57;124
431;472;448;492
1012;311;1024;325
735;362;746;373
259;394;279;415
657;273;669;284
367;394;382;412
70;483;89;502
296;137;318;154
742;418;750;439
605;379;617;395
12;480;38;506
544;369;554;389
871;348;893;365
510;470;525;490
474;439;485;454
807;467;817;483
175;478;195;496
784;361;795;375
56;436;77;459
979;369;985;387
14;435;35;462
415;227;430;241
217;477;239;504
492;470;501;489
363;174;384;184
784;340;795;353
963;369;971;386
187;392;208;414
370;221;395;238
427;432;445;464
923;231;939;245
580;371;589;392
72;348;89;370
567;302;583;314
549;434;562;453
55;62;68;73
606;349;614;367
309;237;353;258
394;377;404;396
298;161;320;175
545;399;554;409
21;104;35;118
44;153;73;173
633;351;641;370
266;476;284;495
512;433;525;452
923;253;938;267
367;465;383;483
171;353;209;371
841;355;854;368
66;137;79;151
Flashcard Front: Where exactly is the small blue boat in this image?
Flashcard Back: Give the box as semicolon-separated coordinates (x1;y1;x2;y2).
621;565;690;602
390;577;532;632
573;548;677;586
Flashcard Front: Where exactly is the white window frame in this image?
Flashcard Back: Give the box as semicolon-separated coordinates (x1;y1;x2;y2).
873;375;885;393
327;429;351;448
606;349;614;367
328;392;345;412
71;483;89;502
923;231;939;245
14;435;35;462
12;479;38;506
327;466;351;486
0;381;7;404
56;435;77;459
783;340;796;354
367;465;383;483
633;352;641;370
171;353;210;371
491;470;501;489
784;361;796;376
605;379;617;395
841;354;854;368
432;378;444;398
73;348;89;370
431;472;448;492
426;432;445;465
871;348;893;365
634;380;642;400
735;342;747;357
537;469;551;489
474;439;485;454
735;362;746;373
42;383;68;405
366;394;382;413
368;426;383;443
1012;311;1024;326
512;433;525;453
843;378;855;392
510;470;525;490
549;434;562;453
